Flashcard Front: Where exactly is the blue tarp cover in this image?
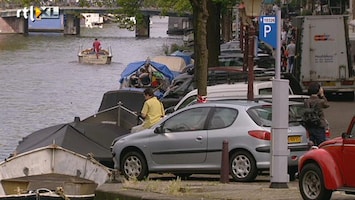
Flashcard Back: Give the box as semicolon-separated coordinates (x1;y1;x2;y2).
119;60;175;83
170;51;192;65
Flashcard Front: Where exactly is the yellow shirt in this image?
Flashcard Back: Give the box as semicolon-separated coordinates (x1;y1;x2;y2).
141;97;165;128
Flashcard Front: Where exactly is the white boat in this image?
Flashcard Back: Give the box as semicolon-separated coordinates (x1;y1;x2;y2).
0;144;112;199
81;13;104;28
78;46;113;65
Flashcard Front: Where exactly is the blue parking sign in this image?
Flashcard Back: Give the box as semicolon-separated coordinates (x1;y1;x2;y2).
259;16;277;48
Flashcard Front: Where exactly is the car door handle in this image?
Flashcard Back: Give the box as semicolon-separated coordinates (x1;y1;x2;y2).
196;136;203;141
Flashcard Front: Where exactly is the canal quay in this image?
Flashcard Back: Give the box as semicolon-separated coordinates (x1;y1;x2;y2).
95;173;355;200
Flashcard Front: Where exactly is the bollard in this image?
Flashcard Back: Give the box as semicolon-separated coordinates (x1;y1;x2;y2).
117;101;122;126
220;140;229;183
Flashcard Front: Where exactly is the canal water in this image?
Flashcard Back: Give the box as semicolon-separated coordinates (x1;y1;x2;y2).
0;16;183;160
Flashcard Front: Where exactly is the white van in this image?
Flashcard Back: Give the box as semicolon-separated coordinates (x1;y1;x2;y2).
167;81;308;113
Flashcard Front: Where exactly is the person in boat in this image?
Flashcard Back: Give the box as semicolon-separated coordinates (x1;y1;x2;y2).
92;38;101;59
139;68;151;86
130;68;151;87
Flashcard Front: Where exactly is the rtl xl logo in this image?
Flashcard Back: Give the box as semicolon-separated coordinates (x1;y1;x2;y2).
16;6;59;22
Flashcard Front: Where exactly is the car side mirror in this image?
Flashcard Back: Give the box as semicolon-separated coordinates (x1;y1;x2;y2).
341;132;347;138
341;132;352;139
154;126;163;134
165;106;175;114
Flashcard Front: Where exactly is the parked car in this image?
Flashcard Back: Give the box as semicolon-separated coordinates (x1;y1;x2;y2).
298;115;355;200
161;67;248;108
220;40;273;56
166;81;309;114
161;69;304;109
111;100;310;182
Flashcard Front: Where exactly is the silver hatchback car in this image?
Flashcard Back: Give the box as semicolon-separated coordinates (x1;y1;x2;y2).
111;100;310;182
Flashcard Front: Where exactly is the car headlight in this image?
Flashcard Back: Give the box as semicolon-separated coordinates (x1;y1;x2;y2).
110;135;126;150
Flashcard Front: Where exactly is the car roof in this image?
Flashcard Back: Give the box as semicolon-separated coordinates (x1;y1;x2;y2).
180;99;272;111
203;94;308;101
218;99;305;105
181;81;274;97
193;81;273;92
184;99;303;111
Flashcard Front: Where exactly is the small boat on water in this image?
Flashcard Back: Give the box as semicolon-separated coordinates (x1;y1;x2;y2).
0;144;112;199
78;46;112;65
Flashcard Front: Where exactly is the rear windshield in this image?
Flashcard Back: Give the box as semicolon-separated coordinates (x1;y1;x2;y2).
247;104;305;127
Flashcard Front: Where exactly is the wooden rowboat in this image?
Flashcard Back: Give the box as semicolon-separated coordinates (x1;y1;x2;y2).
78;47;112;65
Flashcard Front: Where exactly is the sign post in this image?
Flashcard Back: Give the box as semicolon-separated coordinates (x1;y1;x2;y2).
259;10;290;188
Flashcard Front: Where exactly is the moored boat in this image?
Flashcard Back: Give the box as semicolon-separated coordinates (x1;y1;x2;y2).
13;119;130;169
0;144;112;199
78;47;112;65
119;59;177;96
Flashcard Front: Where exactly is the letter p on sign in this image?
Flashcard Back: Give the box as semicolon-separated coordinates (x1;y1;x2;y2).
264;25;272;38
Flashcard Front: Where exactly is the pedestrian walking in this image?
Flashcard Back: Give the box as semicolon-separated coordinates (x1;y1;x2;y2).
286;40;296;74
281;28;287;44
303;82;330;146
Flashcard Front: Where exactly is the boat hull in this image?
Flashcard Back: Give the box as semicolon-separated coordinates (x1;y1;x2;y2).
0;192;94;200
0;145;111;197
78;49;112;64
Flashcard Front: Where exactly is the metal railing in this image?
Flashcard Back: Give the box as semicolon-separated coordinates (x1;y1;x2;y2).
82;101;143;131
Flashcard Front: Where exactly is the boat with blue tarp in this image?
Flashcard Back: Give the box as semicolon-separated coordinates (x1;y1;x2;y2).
119;59;178;94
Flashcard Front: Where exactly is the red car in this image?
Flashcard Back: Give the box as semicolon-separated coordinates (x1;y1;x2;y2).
298;115;355;200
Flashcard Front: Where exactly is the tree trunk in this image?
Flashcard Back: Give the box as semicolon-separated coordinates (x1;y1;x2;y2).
221;8;232;43
207;0;220;68
190;0;208;98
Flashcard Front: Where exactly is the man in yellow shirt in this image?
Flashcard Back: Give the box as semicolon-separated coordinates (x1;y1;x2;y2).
131;88;165;133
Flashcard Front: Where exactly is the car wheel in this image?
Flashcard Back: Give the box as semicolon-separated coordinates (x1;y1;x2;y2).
121;151;148;180
230;150;257;182
299;163;333;200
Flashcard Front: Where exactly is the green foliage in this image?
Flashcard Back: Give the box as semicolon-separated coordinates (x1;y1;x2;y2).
20;0;41;6
116;0;143;16
77;0;91;7
212;0;239;7
144;0;192;14
108;0;145;28
165;43;192;55
209;0;239;17
300;9;312;16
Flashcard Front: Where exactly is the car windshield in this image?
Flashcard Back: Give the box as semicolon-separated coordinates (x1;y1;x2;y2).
247;104;304;127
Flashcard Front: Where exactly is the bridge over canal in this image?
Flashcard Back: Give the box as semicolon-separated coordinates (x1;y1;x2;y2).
0;6;192;37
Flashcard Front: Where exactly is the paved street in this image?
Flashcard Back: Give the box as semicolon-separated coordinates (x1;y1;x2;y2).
323;101;355;137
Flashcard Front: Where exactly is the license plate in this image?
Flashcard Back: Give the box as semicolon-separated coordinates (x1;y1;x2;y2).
288;136;301;143
322;82;336;86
